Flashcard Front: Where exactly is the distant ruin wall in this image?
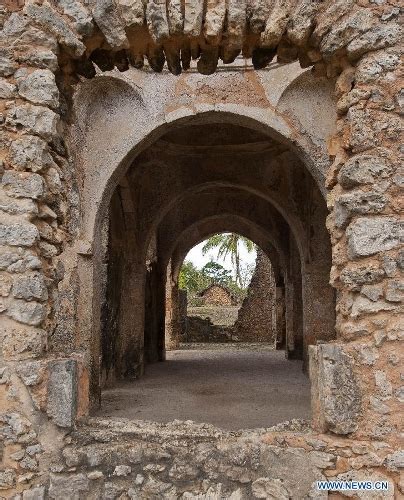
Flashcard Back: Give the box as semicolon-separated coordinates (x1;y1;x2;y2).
235;249;276;343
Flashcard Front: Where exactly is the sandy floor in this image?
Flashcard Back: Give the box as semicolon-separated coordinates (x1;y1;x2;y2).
96;344;311;430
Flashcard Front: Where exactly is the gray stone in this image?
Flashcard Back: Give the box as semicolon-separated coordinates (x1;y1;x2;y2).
310;344;361;434
7;252;42;273
2;171;44;199
184;0;204;36
361;284;383;301
356;345;379;366
8;299;46;326
24;1;85;57
0;52;17;77
335;191;386;227
287;0;318;46
116;0;144;28
12;273;48;302
0;469;16;489
0;222;39;247
347;23;402;60
338;155;392;189
92;0;129;49
351;296;396;318
113;464;132;476
320;9;374;58
16;361;43;386
340;263;385;291
0;190;38;216
347;217;403;257
0;77;16;98
252;477;289;499
22;486;46;500
6;104;59;142
55;0;94;35
146;0;169;43
18;49;59;72
49;473;89;499
385;450;404;471
47;360;77;427
385;280;404;302
18;69;60;109
382;255;398;277
9;135;56;173
375;371;393;398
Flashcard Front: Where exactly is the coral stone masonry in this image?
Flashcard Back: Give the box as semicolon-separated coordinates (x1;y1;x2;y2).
0;0;403;498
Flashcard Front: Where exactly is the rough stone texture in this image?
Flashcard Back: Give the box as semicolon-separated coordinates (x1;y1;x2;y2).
235;249;276;343
6;104;59;141
347;217;403;258
17;69;60;110
0;0;402;496
47;360;78;427
310;344;361;434
8;135;56;173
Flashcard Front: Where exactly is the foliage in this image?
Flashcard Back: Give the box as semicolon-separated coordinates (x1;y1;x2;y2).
178;260;208;293
202;233;255;286
201;261;232;285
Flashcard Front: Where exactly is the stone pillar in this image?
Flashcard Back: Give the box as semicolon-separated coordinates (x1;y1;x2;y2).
275;285;286;349
309;344;361;435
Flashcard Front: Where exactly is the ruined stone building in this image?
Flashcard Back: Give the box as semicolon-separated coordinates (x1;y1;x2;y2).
198;283;236;306
0;0;403;498
234;248;276;343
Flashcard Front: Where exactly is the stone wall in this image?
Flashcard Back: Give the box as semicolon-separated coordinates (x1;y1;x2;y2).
200;284;235;306
0;0;403;497
235;249;276;343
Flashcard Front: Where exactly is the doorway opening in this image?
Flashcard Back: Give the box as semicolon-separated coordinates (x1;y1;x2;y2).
92;117;335;429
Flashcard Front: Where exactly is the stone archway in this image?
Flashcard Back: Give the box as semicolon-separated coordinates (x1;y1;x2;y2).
1;2;402;494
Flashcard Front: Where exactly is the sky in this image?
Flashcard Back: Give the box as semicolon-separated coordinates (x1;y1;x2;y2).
185;236;257;277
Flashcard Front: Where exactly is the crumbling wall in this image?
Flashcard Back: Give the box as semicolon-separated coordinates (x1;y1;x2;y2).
235;249;276;343
200;285;235;306
0;0;402;497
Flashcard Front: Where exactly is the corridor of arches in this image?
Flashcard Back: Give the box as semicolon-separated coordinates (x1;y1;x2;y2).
92;119;335;428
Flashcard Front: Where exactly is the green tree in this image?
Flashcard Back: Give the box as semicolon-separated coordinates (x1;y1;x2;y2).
179;260;207;293
202;233;255;286
201;260;232;285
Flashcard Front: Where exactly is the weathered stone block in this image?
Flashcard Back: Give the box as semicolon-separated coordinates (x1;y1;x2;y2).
9;135;56;173
0;77;16;99
18;69;60;109
6;104;59;142
335;191;386;227
92;0;129;49
16;360;44;386
0;190;38;216
0;221;39;247
47;360;78;427
49;473;89;498
338;154;392;189
8;299;46;326
0;469;16;490
310;344;361;434
12;273;48;302
1;322;46;360
347;217;403;257
24;1;85;57
2;171;44;199
340;263;385;291
22;486;46;500
56;0;94;36
252;477;289;499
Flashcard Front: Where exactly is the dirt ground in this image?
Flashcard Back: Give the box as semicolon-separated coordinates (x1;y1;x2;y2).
97;344;311;430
